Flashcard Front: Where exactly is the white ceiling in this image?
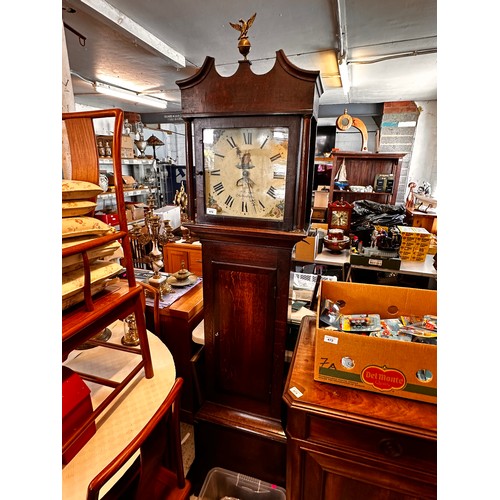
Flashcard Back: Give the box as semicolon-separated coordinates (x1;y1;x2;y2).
62;0;436;118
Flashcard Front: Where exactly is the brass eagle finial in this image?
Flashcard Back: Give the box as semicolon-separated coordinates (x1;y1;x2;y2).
230;13;257;60
230;12;256;40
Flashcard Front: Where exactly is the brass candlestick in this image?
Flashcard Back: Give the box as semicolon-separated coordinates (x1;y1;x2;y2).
129;195;173;297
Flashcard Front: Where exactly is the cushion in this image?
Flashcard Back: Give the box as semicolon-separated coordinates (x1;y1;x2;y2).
62;179;103;200
62;217;115;239
62;200;97;218
62;261;123;310
62;237;122;271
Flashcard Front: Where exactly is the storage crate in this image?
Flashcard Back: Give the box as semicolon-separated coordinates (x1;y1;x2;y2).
198;467;286;500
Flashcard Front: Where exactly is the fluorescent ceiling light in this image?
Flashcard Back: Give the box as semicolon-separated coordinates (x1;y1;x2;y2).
94;82;168;109
338;56;350;95
81;0;185;68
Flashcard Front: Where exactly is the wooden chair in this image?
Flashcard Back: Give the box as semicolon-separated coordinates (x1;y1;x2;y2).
138;280;161;335
62;109;154;460
87;377;192;500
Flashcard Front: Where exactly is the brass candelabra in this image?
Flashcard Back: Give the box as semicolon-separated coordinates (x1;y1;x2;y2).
129;195;177;297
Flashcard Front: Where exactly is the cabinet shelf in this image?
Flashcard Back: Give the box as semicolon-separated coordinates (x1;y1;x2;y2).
98;188;156;200
332;189;391;195
316;151;406;205
98;158;155;165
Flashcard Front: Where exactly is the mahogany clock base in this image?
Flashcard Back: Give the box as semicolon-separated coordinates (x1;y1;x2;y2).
189;401;287;493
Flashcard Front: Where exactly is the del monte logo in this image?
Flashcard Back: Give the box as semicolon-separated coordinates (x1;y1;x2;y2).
361;365;406;391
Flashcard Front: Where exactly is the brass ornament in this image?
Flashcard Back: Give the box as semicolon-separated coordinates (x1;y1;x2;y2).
230;12;256;60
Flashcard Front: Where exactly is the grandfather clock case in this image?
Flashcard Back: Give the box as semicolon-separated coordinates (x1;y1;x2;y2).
177;48;322;488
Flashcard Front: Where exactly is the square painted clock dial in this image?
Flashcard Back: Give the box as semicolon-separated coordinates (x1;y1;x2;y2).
202;126;289;221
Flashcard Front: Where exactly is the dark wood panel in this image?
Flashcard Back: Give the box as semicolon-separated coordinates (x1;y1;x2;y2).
213;262;276;402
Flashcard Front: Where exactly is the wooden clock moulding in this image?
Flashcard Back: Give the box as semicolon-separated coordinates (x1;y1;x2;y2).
176;49;324;233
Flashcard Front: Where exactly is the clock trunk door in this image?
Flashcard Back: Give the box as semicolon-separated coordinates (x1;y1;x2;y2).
211;262;276;412
200;237;292;419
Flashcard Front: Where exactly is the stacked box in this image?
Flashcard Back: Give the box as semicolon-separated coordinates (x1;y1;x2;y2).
398;226;431;261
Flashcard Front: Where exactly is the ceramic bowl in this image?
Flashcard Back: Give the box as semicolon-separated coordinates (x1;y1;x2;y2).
323;235;350;253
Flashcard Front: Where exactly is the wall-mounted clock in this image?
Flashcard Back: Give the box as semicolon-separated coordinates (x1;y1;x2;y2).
327;199;354;233
176;22;323;486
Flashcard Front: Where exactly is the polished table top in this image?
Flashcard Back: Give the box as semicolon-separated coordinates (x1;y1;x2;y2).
62;321;176;500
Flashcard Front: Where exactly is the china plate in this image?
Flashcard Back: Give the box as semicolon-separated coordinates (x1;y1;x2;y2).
167;275;197;287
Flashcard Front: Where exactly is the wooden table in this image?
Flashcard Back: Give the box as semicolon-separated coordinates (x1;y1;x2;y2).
283;317;437;499
146;281;204;423
62;321;176;500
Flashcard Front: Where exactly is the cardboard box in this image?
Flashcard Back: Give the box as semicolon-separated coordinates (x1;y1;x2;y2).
125;202;148;221
121;135;135;159
313;190;329;208
315;281;437;403
294;230;320;261
62;366;95;464
154;205;181;230
311;223;327;254
350;253;401;270
122;175;137;188
398;226;431;262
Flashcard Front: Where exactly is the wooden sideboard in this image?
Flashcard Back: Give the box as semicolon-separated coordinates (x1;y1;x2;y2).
283;316;437;500
405;208;437;234
164;242;203;276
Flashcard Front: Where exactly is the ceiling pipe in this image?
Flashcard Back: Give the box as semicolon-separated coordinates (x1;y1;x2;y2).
334;0;350;96
349;48;437;65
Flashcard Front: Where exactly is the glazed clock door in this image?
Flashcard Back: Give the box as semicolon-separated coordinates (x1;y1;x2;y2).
203;126;288;221
193;115;301;231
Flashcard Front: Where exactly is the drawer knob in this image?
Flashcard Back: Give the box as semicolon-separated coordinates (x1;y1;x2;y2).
379;438;403;458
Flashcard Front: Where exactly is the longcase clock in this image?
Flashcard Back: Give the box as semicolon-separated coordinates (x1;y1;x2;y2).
176;30;323;486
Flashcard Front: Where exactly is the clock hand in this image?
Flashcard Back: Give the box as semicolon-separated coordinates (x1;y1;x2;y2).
245;176;257;212
236;172;257;212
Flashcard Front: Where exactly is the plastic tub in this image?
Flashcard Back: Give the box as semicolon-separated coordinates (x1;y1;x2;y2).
198;467;286;500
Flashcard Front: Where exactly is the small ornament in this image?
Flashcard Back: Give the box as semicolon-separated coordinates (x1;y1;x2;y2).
122;314;140;346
